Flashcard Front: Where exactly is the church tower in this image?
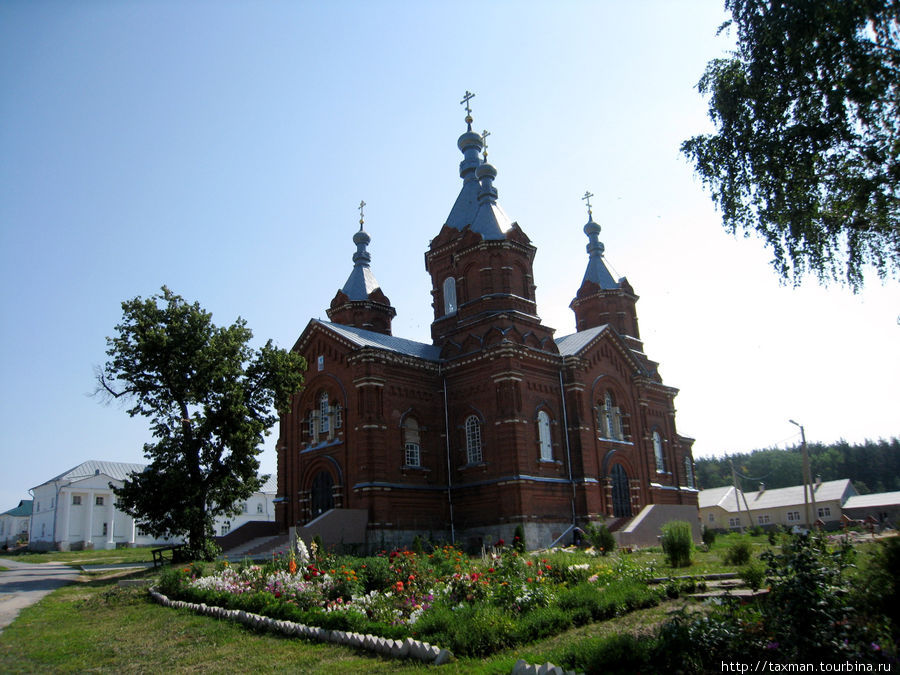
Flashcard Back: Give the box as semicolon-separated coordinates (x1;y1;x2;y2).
326;202;396;335
569;194;642;351
424;93;556;355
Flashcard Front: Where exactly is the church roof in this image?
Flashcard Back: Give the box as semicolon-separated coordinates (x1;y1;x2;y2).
341;264;381;300
443;103;513;240
339;223;384;301
315;320;442;361
554;325;608;355
580;214;620;290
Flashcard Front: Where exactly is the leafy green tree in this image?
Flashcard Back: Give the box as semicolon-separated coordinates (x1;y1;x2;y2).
98;287;306;560
682;0;900;290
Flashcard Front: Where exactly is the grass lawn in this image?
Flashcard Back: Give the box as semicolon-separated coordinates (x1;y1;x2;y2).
0;547;155;566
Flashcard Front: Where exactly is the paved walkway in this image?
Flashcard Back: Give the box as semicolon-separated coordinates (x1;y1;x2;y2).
0;559;82;633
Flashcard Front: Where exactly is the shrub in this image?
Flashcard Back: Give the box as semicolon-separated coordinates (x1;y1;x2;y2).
660;521;694;568
701;526;716;548
513;524;526;552
416;603;515;656
738;560;766;591
723;539;752;566
584;522;616;555
513;606;572;643
555;632;653;675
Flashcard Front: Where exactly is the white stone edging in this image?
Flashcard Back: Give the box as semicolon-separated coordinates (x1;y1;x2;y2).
510;659;580;675
148;587;452;665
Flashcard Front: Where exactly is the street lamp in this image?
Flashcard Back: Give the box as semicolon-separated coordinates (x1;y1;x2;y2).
789;419;817;528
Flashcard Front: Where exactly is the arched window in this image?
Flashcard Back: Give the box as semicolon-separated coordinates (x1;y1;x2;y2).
684;456;695;488
465;415;482;464
318;391;330;435
443;277;457;315
653;430;666;473
404;417;421;467
599;391;622;440
537;410;553;461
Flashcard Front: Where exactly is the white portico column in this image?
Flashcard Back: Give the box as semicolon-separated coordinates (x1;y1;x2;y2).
58;488;70;551
85;489;95;548
105;494;115;549
129;515;136;545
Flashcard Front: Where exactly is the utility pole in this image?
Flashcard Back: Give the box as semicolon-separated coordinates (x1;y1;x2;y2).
790;419;814;528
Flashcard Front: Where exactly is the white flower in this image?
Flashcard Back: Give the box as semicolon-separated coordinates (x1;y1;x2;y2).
296;535;310;564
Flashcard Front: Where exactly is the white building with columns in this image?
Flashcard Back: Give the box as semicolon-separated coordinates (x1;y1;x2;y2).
28;460;276;551
28;460;174;551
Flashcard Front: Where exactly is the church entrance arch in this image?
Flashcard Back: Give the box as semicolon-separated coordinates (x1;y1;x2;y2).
310;471;334;517
610;464;631;518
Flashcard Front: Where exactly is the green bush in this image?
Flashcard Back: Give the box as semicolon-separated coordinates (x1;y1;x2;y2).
738;560;766;590
555;632;653;675
584;522;616;555
356;555;392;593
660;521;694;568
723;539;752;566
416;603;515;656
701;526;716;548
513;524;526;552
512;606;572;643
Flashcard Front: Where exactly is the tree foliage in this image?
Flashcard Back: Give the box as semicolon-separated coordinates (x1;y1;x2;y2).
682;0;900;289
98;287;306;559
695;437;900;492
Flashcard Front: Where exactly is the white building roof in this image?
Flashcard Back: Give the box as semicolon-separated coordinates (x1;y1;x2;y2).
33;460;146;488
843;491;900;510
698;479;856;514
698;485;736;509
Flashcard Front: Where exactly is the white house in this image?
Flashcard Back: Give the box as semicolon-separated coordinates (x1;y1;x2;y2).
215;475;277;536
1;499;32;548
699;478;857;532
842;491;900;528
28;460;276;551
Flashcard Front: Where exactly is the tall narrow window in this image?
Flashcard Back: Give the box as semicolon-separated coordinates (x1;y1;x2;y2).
465;415;482;464
537;410;552;461
684;456;695;488
319;392;330;435
404;417;421;467
308;410;316;440
443;277;457;315
334;404;342;429
599;391;622;440
653;430;666;472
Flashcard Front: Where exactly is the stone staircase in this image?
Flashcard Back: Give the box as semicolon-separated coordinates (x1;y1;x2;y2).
222;534;291;561
650;572;768;600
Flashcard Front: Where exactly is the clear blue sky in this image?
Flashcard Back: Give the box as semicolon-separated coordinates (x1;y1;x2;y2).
1;1;897;509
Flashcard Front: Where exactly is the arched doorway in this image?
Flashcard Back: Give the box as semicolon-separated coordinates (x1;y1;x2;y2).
610;464;631;518
310;471;334;517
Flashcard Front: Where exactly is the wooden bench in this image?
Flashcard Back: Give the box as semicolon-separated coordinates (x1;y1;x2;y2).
151;544;186;567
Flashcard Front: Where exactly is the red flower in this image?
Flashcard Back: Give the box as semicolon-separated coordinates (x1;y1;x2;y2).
496;538;505;547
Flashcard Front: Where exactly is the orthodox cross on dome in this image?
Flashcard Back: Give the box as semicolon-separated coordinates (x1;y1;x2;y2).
481;129;491;160
460;90;475;130
582;190;594;219
460;90;475;115
358;199;366;229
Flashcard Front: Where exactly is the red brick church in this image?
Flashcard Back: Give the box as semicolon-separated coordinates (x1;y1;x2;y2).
276;98;697;550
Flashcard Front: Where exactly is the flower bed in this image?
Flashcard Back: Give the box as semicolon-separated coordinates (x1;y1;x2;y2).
157;538;663;657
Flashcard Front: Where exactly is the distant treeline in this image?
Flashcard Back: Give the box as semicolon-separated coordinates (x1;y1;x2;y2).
695;438;900;495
